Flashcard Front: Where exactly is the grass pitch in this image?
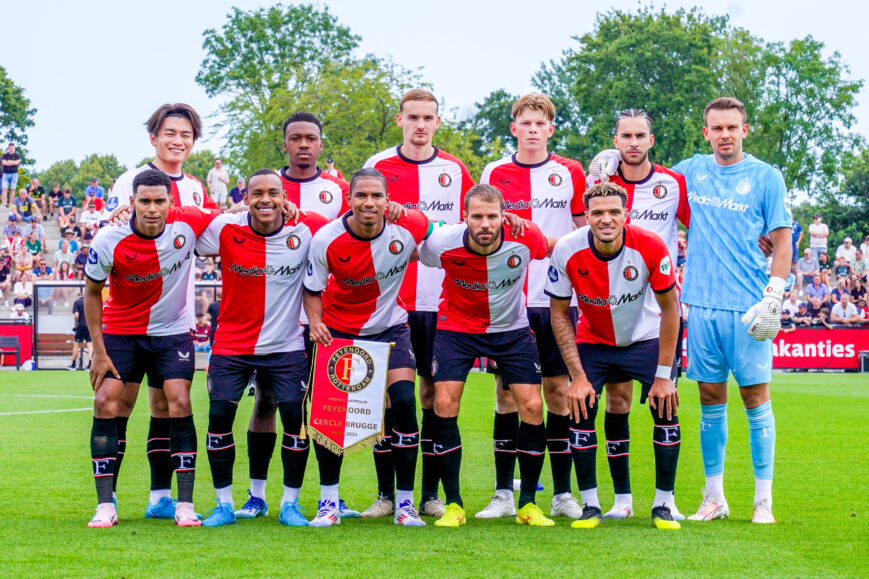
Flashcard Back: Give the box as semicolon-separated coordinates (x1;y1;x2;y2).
0;371;866;577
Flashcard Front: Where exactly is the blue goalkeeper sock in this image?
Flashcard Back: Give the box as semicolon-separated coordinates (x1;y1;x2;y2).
746;401;775;481
699;404;727;478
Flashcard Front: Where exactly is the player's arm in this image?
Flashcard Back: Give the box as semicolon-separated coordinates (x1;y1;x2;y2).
550;296;596;420
502;212;526;238
303;288;332;346
648;286;680;419
84;277;120;391
742;227;793;340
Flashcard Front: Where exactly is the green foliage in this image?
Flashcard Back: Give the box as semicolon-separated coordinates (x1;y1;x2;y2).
802;147;869;246
181;149;222;186
0;66;36;163
462;89;518;159
34;155;127;202
36;159;77;190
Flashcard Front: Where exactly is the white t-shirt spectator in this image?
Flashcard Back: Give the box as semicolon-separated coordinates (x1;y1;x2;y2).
809;222;829;249
9;309;30;321
831;301;858;321
79;209;102;230
13;280;32;298
54;247;76;267
782;299;801;317
207;166;229;197
836;243;857;265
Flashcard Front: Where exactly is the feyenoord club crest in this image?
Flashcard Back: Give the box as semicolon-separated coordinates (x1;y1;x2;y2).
174;234;186;249
548;173;563;187
319;190;333;204
438;173;452;187
431;360;439;376
287;234;301;250
507;254;522;269
327;346;375;393
389;239;404;255
193;192;202;206
623;265;639;281
652;184;668;199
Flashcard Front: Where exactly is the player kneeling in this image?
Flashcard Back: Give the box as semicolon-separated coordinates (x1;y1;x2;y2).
545;182;683;530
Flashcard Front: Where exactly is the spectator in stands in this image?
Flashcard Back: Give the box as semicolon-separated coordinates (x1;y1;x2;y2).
34;267;54;314
0;245;11;305
831;278;850;305
13;244;33;272
325;157;345;180
12;270;33;307
857;298;869;321
8;228;25;255
677;230;687;267
25;219;46;247
26;177;47;221
59;228;79;252
193;313;211;352
781;292;800;333
3;214;23;242
1;143;21;208
852;249;868;284
73;244;89;280
809;214;829;261
795;248;818;295
228;178;245;211
831;293;861;326
834;256;853;289
805;273;830;308
11;187;41;223
79;201;101;232
52;260;74;306
24;230;42;257
818;251;833;286
47;182;61;218
54;239;75;268
791;302;812;327
851;278;866;304
836;236;857;266
201;259;218;281
85;177;104;201
813;306;833;330
9;302;29;322
32;258;51;278
207;158;230;208
56;187;77;230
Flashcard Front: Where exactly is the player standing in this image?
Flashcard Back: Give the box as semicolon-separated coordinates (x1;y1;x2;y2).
477;94;586;519
84;169;220;527
362;89;474;518
546;182;682;530
418;184;555;527
303;167;431;527
231;112;355;520
194;169;329;527
585;109;689;520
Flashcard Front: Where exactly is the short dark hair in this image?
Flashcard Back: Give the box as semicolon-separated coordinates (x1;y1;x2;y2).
145;103;202;141
583;182;628;209
349;168;387;194
282;112;322;138
704;97;746;125
246;168;281;186
614;108;653;134
464;184;505;211
132;169;172;197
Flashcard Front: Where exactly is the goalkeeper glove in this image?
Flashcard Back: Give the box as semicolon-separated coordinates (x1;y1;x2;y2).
588;149;620;182
741;276;786;341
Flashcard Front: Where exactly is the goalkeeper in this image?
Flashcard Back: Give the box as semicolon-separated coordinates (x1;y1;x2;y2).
589;97;791;524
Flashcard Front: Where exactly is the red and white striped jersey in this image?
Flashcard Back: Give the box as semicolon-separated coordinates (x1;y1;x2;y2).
85;206;220;336
196;211;329;355
363;146;474;312
103;163;218;217
304;210;431;336
586;164;690;263
545;223;676;347
277;167;349;220
480;153;586;307
418;222;548;333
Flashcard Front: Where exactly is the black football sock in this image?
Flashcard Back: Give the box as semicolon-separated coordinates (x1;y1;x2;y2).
169;415;197;503
546;412;572;496
146;417;173;493
434;414;463;507
247;431;277;482
205;400;238;490
516;421;546;508
91;417;118;504
112;416;128;492
372;408;394;498
279;402;309;489
314;440;343;486
604;411;631;495
420;408;440;500
494;411;519;491
651;408;681;493
569;403;600;492
389;381;419;492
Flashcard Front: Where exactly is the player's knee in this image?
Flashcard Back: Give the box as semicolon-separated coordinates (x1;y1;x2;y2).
93;392;118;418
517;397;544;425
434;389;459;418
278;402;303;432
495;386;518;413
388;380;416;415
542;377;569;413
606;388;632;414
252;394;277;421
418;379;436;409
209;399;238;432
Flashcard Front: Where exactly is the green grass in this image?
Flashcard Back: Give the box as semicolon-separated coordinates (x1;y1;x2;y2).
0;371;866;577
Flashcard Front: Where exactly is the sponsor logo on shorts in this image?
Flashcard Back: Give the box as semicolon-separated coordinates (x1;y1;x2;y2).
431;360;438;376
178;350;191;361
548;173;563;187
507;254;522;269
327;345;375;393
206;376;213;392
548;265;559;282
389;240;404;255
438;173;452;188
652;184;667;199
287;234;301;250
623;265;639;281
87;248;98;265
319;190;333;204
174;234;186;249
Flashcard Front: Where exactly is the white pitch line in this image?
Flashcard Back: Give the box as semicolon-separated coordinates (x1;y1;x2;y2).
0;407;92;416
0;394;94;399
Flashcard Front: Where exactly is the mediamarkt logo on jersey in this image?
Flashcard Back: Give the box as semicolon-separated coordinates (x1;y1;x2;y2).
340;264;407;287
576;287;646;307
399;200;454;212
504;198;569;211
687;191;749;213
125;252;191;283
629;208;670;221
453;275;521;291
228;262;304;277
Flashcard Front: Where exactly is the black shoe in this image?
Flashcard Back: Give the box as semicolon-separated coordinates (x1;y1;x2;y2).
651;505;681;529
66;363;76;371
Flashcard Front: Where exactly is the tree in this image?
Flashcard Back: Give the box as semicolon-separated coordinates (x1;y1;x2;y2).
0;67;36;162
36;159;77;189
69;154;127;200
463;89;518;158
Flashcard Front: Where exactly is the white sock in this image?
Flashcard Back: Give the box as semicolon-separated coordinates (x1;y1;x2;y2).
705;474;725;499
653;489;674;507
320;484;339;504
215;485;233;507
149;489;171;505
755;478;772;506
612;493;632;508
112;491;117;500
553;492;572;503
250;478;267;499
580;488;600;509
496;488;513;501
281;486;300;507
395;489;413;506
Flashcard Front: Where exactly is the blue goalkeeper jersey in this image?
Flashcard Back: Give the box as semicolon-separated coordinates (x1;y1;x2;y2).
673;153;790;312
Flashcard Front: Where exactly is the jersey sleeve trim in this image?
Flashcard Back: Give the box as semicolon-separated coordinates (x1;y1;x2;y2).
653;282;677;295
544;289;572;300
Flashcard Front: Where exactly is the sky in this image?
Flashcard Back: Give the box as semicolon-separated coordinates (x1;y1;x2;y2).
4;0;868;173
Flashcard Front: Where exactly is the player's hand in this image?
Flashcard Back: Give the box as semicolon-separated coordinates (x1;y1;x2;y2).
502;212;526;237
282;201;300;225
648;377;679;420
757;234;773;258
386;201;407;223
741;276;785;341
90;352;120;392
567;375;597;421
109;206;132;226
588;149;620;182
308;322;333;347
